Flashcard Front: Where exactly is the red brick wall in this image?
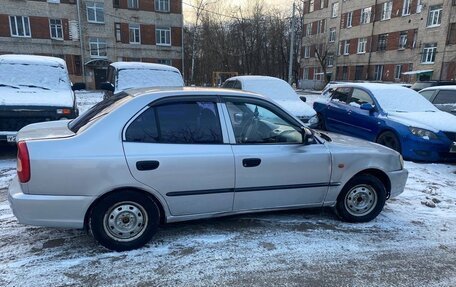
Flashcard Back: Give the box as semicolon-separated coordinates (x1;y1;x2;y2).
140;0;155;12
171;27;182;46
30;16;50;39
141;24;155;45
0;14;9;37
62;19;70;40
120;23;129;43
172;59;182;71
171;0;182;14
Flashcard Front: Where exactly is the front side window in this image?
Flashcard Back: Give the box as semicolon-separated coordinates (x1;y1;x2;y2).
126;101;222;144
421;43;437;63
332;87;351;103
427;5;443;27
382;1;392;20
87;2;104;23
89;38;107;58
129;24;140;44
49;19;63;40
226;101;302;144
155;0;170;12
156;28;171;46
128;0;139;9
349;89;374;107
9;16;30;37
361;7;371;24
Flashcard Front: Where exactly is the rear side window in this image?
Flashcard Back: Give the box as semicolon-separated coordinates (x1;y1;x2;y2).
433;90;456;105
331;87;352;103
125;101;223;144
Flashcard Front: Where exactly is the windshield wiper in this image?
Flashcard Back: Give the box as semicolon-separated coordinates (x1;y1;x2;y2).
0;83;19;89
19;84;50;90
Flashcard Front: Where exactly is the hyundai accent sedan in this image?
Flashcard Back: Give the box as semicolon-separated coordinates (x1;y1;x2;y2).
9;88;408;251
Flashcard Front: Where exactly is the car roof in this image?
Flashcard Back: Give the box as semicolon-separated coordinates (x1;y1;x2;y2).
420;85;456;92
124;86;270;101
0;54;67;67
110;61;181;73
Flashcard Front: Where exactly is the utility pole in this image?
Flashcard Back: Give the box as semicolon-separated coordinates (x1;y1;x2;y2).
288;2;296;85
76;0;86;85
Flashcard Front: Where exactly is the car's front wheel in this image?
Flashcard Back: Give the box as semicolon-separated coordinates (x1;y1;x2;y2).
376;131;401;153
317;113;326;130
89;190;160;251
336;174;386;223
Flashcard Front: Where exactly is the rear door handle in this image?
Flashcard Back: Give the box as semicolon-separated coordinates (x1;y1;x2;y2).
242;158;261;168
136;160;160;171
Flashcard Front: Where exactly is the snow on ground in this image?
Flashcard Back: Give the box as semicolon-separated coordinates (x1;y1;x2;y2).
75;90;104;115
0;160;15;189
0;92;455;286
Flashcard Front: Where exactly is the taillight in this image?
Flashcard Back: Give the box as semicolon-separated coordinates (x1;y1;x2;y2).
17;141;31;183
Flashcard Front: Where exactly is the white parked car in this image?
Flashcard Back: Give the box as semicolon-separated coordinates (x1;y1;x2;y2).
419;85;456;116
101;62;184;97
222;76;318;127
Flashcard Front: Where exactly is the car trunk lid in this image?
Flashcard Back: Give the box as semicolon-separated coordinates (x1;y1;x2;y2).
16;120;75;141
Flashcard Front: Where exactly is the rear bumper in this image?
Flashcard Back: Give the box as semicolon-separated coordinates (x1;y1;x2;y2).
387;168;408;198
8;177;94;229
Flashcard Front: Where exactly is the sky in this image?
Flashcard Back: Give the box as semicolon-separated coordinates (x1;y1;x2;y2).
182;0;296;23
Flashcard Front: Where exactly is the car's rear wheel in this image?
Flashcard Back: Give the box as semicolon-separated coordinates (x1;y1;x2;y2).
317;113;326;130
336;174;386;223
376;131;401;153
89;190;160;251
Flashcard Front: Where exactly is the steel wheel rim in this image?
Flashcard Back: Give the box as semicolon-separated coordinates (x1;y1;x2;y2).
103;201;148;242
344;184;378;217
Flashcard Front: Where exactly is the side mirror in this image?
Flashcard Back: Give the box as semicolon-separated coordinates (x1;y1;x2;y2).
100;82;115;92
360;103;375;112
299;96;307;102
301;127;314;145
72;82;86;91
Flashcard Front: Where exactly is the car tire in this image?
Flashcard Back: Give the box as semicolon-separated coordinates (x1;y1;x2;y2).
317;113;326;130
89;190;160;251
335;174;386;223
376;131;401;153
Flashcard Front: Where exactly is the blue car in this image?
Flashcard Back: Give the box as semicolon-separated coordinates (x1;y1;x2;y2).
313;83;456;162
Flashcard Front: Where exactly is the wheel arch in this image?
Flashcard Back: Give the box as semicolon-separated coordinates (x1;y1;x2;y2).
84;187;167;230
352;168;391;199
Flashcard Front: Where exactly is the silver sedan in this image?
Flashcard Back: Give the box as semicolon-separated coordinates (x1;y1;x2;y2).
8;88;408;251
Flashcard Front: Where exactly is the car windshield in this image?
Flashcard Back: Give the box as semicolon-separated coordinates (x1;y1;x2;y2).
372;87;439;113
0;63;70;91
116;68;184;91
68;93;132;133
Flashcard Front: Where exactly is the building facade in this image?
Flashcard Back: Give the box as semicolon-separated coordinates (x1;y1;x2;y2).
0;0;183;89
300;0;456;89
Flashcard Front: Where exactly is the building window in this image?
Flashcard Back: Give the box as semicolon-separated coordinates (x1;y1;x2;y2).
86;2;104;23
374;65;383;81
342;66;348;80
128;0;139;9
412;29;417;48
306;23;312;36
157;59;172;66
115;23;121;42
327;55;334;67
361;7;371;24
89;38;107;58
427;5;443;27
355;65;364;80
331;3;339;18
155;0;170;12
377;34;388;51
313;67;322;81
317;19;325;34
113;0;120;8
304;46;310;58
343;40;350;55
416;0;422;13
309;0;315;12
448;23;456;45
9;16;31;37
357;37;367;53
402;0;411;16
394;65;402;80
399;32;407;49
303;67;309;80
346;11;353;28
381;1;392;20
156;28;171;46
129;24;140;44
48;0;60;3
421;43;437;64
320;0;325;9
49;19;63;40
329;27;336;42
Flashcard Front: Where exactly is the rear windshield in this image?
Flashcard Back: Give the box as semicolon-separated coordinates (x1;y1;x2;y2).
68;93;132;133
116;69;184;91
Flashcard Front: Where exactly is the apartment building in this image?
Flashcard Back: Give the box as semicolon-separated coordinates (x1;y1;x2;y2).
300;0;456;89
0;0;183;89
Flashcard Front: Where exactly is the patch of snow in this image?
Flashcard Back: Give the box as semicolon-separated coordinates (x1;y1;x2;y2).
0;160;16;189
75;91;104;115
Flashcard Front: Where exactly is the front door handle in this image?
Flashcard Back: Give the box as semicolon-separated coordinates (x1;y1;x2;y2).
136;160;160;171
242;158;261;168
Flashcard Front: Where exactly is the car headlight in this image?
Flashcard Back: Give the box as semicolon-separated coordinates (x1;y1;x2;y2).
399;154;404;170
308;115;319;125
409;127;438;140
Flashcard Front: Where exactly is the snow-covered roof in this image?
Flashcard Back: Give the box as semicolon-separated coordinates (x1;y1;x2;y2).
111;62;180;73
402;69;433;75
228;75;286;83
0;54;67;67
420;85;456;92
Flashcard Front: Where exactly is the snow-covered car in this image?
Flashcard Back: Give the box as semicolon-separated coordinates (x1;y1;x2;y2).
0;54;82;143
9;87;407;251
313;83;456;162
101;62;184;97
222;76;318;127
419;86;456;116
